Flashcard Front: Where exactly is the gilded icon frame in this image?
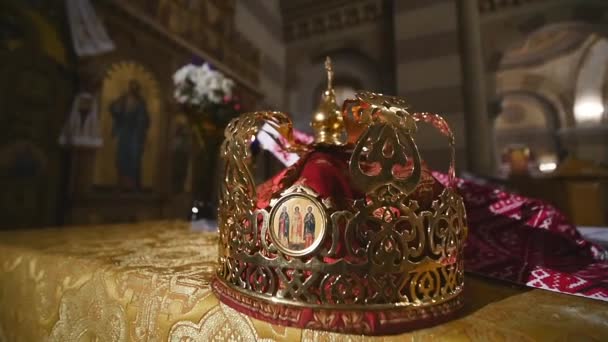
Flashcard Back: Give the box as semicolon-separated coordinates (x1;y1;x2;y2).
268;186;327;257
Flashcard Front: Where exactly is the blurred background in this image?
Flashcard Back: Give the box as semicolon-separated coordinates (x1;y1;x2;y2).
1;0;607;230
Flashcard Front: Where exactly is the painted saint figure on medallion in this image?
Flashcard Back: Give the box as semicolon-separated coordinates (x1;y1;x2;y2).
304;206;316;248
278;206;290;245
292;206;303;244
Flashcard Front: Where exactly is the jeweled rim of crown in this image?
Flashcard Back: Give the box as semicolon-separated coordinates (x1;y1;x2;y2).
212;61;468;335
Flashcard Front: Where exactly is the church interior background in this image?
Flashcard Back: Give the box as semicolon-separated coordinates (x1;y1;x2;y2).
1;0;607;230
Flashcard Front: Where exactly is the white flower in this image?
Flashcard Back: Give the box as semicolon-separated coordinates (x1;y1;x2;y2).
207;72;222;92
173;89;189;104
173;62;236;107
191;94;204;106
173;64;197;86
221;78;235;98
193;68;211;86
207;91;222;104
194;84;208;100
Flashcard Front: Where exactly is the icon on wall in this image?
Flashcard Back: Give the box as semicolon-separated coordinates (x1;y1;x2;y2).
108;79;150;190
94;61;161;192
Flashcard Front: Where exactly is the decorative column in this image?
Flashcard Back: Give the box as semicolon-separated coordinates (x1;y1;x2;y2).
457;0;495;175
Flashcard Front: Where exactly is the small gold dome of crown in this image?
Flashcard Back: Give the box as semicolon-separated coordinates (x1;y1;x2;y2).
213;64;467;335
311;57;346;145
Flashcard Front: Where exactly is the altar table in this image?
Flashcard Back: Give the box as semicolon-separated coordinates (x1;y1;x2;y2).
0;221;607;341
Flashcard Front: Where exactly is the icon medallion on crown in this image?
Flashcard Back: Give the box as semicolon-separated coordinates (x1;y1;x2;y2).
212;57;468;335
269;185;327;256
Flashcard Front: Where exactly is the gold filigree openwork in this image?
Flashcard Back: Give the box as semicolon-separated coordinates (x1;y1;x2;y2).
216;93;467;313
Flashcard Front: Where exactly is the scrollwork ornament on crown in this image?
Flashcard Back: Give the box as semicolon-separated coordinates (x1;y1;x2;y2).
349;91;422;196
217;111;307;274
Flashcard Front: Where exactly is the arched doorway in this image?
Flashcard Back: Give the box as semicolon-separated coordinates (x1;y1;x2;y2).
493;92;561;176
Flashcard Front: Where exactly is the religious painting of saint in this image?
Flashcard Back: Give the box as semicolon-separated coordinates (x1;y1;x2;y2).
94;61;161;191
270;192;326;256
109;80;150;190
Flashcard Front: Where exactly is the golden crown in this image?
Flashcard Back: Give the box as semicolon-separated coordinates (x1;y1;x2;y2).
212;59;468;335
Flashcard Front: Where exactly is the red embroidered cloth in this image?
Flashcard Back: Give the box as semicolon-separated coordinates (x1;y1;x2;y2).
432;172;608;301
256;150;608;302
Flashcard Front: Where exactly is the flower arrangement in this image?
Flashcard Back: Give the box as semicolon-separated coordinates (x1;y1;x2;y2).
173;63;235;106
173;63;242;144
172;62;243;208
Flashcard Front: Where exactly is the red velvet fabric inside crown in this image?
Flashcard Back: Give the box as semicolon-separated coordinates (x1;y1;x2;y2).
255;147;443;212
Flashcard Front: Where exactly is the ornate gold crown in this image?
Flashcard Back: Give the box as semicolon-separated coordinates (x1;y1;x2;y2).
212;59;468;335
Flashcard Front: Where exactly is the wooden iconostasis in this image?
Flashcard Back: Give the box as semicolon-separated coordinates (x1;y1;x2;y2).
0;0;261;228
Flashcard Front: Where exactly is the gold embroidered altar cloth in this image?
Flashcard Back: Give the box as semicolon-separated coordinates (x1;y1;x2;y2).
0;221;607;341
